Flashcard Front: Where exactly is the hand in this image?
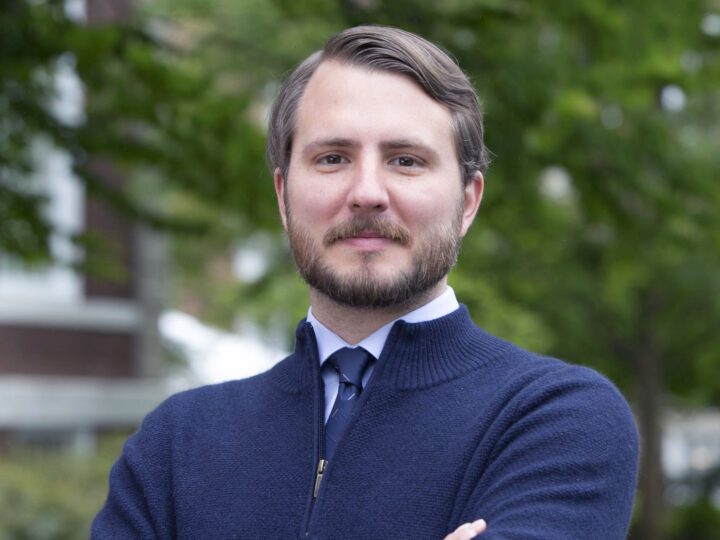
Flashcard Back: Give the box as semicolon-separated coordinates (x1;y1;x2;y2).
444;519;487;540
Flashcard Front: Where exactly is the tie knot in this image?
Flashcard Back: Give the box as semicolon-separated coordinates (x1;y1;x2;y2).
327;347;373;389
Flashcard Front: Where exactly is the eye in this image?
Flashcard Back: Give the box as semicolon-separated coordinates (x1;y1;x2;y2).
389;156;423;168
317;154;347;166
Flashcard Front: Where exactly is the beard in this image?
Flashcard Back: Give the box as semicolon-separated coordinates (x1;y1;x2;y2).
285;208;464;309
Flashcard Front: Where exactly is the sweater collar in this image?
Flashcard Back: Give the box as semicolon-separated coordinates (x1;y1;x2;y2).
306;286;460;365
272;305;511;393
377;305;511;390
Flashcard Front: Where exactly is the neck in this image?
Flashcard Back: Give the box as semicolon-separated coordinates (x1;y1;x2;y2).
309;280;447;345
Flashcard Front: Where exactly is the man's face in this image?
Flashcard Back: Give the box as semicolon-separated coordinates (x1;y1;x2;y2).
275;61;482;309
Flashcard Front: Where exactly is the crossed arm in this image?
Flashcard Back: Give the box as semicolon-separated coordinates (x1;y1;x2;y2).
93;365;638;538
443;368;638;540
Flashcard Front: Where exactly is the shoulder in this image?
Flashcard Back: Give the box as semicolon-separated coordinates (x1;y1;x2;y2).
160;353;299;414
503;343;630;408
483;343;639;453
131;353;302;443
452;327;639;537
456;314;638;442
456;311;629;406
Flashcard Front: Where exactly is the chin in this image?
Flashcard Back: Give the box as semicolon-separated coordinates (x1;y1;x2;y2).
334;260;409;281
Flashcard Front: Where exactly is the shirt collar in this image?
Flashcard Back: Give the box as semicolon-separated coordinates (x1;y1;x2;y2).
307;286;460;365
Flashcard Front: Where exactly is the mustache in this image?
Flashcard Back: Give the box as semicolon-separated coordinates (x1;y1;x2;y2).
323;216;411;246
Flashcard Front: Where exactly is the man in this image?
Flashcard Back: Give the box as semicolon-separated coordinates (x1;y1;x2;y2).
93;26;638;539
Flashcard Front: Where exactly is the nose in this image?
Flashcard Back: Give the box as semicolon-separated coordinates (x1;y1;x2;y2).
346;158;389;212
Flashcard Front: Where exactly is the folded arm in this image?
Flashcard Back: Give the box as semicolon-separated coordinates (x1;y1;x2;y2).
447;366;639;539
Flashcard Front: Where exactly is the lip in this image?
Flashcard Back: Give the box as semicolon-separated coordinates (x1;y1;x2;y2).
338;234;395;251
353;231;386;239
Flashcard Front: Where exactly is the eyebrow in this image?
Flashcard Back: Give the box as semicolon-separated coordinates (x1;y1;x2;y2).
301;137;440;162
379;139;440;162
301;137;357;157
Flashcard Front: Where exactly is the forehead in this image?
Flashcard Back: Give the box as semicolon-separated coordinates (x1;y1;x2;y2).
292;60;456;155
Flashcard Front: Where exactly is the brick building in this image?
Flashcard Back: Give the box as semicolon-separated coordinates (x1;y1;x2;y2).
0;0;165;452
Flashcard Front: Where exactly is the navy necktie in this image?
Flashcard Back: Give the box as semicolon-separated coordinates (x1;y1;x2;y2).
324;347;373;461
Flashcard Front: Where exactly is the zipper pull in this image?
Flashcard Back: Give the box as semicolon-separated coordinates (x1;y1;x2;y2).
313;459;327;498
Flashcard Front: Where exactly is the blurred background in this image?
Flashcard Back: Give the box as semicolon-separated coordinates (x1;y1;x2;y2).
1;0;719;538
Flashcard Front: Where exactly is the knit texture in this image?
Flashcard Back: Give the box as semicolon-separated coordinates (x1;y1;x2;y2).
92;306;639;539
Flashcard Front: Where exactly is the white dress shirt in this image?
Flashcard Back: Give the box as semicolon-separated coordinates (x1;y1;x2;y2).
307;286;460;422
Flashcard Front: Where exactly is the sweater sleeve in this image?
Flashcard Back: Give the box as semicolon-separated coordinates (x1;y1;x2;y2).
457;364;639;540
91;401;177;539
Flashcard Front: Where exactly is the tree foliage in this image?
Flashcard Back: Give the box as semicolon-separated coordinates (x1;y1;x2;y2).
1;0;267;273
147;2;720;537
0;435;126;539
3;0;720;536
146;0;720;395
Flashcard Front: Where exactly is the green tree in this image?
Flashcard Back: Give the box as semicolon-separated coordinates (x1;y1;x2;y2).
4;0;720;537
149;2;720;537
0;435;127;539
1;0;267;274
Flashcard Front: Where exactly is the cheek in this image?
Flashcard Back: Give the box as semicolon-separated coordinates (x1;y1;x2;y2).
287;182;344;222
393;189;460;228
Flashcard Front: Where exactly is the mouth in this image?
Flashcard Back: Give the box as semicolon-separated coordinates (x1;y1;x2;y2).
338;230;396;250
324;218;411;248
349;230;389;240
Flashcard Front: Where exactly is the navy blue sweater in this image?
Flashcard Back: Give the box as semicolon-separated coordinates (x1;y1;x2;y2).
93;307;638;539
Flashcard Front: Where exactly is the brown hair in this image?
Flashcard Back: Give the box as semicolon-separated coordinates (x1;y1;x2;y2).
266;25;489;185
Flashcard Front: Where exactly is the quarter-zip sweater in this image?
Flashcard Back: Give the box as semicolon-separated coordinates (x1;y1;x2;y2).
92;307;639;539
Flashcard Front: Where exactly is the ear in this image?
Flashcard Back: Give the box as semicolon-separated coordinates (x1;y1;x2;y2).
274;167;288;231
459;172;484;237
